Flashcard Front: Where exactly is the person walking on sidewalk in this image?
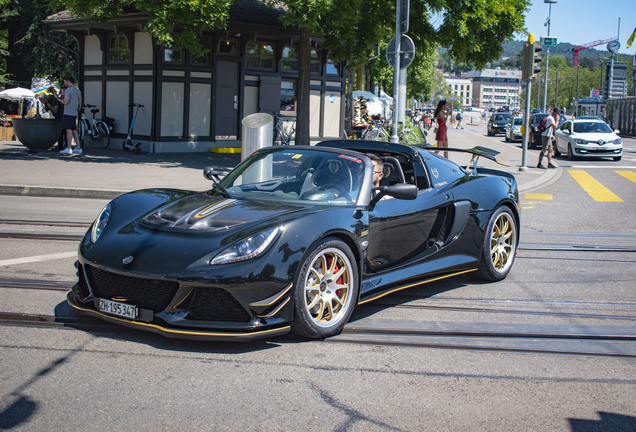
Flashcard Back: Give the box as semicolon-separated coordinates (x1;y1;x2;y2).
455;110;463;129
54;76;82;155
537;107;560;169
434;100;450;159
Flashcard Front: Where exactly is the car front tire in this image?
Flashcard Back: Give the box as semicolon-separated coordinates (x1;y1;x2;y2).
567;144;575;161
473;206;517;282
292;238;358;339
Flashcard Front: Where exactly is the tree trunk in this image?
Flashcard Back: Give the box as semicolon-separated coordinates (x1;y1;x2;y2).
294;26;311;145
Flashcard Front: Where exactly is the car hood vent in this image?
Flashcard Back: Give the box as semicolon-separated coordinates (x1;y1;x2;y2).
142;194;300;232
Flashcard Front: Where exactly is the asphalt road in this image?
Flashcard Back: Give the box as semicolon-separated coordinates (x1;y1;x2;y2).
2;158;636;431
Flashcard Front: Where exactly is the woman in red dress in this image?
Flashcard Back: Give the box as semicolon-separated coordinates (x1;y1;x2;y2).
434;100;451;159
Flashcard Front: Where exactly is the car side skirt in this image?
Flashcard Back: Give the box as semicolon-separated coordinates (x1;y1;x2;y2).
67;292;291;341
359;268;477;305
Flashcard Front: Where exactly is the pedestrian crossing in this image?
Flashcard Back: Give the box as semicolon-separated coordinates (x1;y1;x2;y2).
523;169;636;204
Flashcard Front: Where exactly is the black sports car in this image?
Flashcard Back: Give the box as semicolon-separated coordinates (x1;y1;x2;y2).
68;141;520;341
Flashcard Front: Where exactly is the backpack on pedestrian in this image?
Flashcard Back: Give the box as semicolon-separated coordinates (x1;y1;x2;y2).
456;113;461;121
537;116;548;133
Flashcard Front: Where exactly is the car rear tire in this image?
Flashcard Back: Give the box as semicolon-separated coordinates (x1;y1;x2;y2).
292;238;358;339
505;134;509;142
473;206;517;282
554;144;561;157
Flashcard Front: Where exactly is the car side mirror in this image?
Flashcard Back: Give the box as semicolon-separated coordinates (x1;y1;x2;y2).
369;183;418;208
614;129;620;134
203;166;223;183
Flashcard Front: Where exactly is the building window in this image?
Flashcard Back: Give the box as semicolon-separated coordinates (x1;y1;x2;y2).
163;44;184;64
282;47;321;74
454;85;458;90
218;39;239;56
461;85;464;90
109;36;130;64
467;85;470;92
326;58;340;76
281;80;296;113
191;37;211;66
246;42;275;71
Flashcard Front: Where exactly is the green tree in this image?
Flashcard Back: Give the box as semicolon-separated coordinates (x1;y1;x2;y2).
1;0;78;87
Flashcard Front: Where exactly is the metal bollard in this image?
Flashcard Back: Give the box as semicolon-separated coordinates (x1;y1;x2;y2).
241;113;273;161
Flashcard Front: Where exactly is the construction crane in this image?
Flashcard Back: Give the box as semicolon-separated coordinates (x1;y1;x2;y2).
570;37;619;66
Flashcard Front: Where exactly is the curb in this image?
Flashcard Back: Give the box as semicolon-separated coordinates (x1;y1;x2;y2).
0;184;126;200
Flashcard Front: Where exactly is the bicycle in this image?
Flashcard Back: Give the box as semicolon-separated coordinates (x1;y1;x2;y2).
273;114;296;145
79;104;113;149
361;118;389;141
122;103;144;154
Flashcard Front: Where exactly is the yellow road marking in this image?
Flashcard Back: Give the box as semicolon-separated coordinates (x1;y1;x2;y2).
615;171;636;184
568;170;623;202
525;193;553;200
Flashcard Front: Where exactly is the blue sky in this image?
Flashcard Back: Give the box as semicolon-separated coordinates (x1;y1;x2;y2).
521;0;635;55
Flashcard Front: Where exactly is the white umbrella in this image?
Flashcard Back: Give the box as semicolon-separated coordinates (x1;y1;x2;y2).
0;87;36;101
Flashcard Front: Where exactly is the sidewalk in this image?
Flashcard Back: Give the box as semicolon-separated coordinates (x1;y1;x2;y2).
0;130;557;200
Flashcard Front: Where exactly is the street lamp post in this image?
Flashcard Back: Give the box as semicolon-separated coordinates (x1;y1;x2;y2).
542;0;557;112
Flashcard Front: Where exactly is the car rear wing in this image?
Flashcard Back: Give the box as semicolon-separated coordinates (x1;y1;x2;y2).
416;145;510;175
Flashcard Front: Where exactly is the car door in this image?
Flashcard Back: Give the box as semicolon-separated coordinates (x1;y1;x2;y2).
555;121;570;154
366;153;460;273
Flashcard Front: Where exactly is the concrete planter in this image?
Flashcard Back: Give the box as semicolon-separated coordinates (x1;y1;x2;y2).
12;117;63;151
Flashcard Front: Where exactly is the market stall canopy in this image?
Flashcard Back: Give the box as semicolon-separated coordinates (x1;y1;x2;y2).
0;87;36;100
352;91;385;117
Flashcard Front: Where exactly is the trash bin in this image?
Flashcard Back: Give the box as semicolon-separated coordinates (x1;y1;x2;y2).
241;113;273;161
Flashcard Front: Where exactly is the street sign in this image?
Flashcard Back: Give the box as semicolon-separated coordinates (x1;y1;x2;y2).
386;35;415;70
541;36;557;46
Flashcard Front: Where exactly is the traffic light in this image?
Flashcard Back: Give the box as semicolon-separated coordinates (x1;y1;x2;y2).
522;34;542;82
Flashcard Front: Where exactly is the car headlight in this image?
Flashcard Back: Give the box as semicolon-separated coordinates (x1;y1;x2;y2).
574;139;587;144
614;138;622;144
210;226;281;265
91;202;113;243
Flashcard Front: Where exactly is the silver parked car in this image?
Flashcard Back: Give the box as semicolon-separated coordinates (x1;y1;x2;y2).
504;117;523;143
554;119;622;161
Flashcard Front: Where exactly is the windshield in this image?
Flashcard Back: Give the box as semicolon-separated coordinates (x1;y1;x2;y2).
573;122;613;134
493;114;512;121
513;118;523;126
220;148;366;205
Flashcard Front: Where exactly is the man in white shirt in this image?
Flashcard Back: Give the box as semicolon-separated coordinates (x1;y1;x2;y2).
537;107;560;169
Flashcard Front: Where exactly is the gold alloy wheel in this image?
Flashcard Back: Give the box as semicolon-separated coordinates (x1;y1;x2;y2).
304;247;353;328
490;211;517;274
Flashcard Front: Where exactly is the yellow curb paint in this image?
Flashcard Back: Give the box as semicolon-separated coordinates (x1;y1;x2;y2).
568;170;623;202
524;193;553;200
615;171;636;184
210;147;241;154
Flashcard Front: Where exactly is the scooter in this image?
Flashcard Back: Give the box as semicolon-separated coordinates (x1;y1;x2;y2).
123;103;144;154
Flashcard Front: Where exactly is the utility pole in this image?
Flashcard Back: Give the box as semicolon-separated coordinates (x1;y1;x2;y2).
542;0;557;112
390;0;402;143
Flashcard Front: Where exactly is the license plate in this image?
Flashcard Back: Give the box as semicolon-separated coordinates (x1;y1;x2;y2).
98;298;137;319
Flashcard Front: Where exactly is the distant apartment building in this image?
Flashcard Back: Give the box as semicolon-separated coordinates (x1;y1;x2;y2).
444;77;473;107
465;69;522;110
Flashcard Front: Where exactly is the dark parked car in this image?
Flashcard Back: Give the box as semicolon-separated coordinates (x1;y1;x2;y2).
487;112;513;136
529;113;567;149
68;141;520;341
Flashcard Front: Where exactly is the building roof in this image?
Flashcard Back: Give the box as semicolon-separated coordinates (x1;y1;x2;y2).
46;0;286;28
466;69;522;79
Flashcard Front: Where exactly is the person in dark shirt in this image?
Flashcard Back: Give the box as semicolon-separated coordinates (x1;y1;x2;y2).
39;89;65;149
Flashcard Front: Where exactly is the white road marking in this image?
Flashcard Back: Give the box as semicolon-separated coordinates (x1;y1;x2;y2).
0;251;77;267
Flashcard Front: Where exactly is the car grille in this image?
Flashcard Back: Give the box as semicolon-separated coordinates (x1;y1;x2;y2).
189;287;252;322
85;265;180;312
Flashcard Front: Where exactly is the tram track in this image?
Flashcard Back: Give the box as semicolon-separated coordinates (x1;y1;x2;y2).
1;310;635;359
